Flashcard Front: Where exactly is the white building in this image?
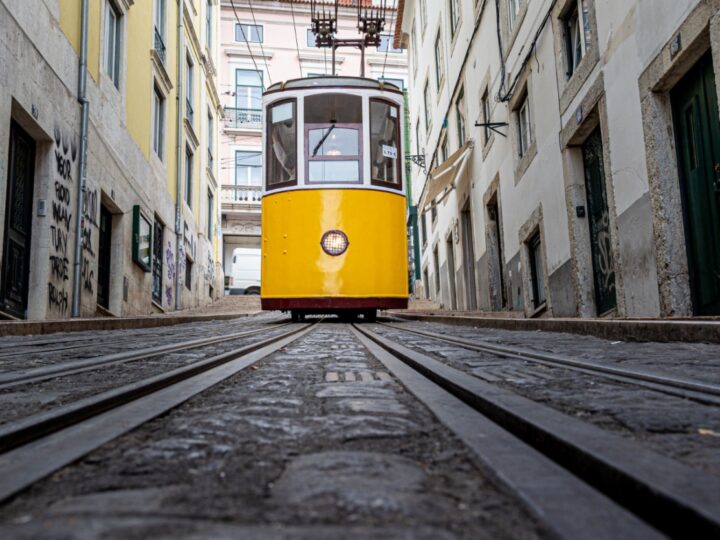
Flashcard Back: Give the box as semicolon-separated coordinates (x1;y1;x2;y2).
398;0;720;318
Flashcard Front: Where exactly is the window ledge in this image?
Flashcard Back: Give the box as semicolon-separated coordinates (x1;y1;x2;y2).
530;302;547;318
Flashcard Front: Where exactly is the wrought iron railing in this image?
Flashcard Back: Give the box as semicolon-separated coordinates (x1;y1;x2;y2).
222;184;262;203
224;107;262;129
154;27;166;64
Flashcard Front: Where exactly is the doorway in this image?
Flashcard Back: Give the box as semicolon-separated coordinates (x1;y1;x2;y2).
446;236;457;310
581;128;617;315
1;121;36;318
461;202;477;310
671;52;720;315
97;205;112;309
486;195;506;309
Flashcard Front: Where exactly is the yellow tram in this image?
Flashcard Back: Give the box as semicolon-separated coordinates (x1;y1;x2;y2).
260;77;409;321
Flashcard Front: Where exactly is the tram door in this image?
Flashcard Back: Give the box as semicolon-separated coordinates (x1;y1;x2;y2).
1;121;36;318
672;52;720;315
582;128;616;315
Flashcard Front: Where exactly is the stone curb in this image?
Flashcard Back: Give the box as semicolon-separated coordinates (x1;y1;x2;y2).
0;312;261;337
386;312;720;344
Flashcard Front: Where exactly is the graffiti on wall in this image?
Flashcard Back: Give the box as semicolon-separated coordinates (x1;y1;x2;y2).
165;241;175;306
80;186;98;295
48;125;76;315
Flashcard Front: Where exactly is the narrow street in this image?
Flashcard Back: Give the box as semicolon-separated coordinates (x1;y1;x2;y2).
0;314;717;538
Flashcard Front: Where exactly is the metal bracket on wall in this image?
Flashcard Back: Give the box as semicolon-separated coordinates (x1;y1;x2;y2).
475;121;509;137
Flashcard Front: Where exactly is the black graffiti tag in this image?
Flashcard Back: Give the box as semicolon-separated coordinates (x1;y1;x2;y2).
48;283;68;314
49;255;69;281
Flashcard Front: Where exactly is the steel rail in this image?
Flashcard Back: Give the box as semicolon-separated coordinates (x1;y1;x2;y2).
378;321;720;405
353;324;720;539
0;322;293;390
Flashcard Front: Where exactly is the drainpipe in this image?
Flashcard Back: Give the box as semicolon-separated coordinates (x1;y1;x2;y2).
174;0;185;311
71;0;90;318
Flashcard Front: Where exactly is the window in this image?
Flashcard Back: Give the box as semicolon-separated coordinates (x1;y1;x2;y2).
185;146;193;207
528;232;546;308
236;23;263;43
186;54;194;123
455;88;466;147
424;80;431;130
481;87;491;143
433;245;440;293
306;29;316;47
411;27;418;76
207;189;214;237
206;0;212;50
517;93;532;157
105;1;121;88
431;203;437;223
370;99;401;188
153;86;165;160
132;206;152;272
152;217;163;304
235;69;263;113
419;0;427;31
378;77;404;89
266;100;297;187
421;212;428;245
185;257;192;290
449;0;459;36
378;34;403;53
441;135;448;162
305;94;362;184
154;0;166;62
207;110;214;168
236;150;262;186
434;32;444;89
423;268;430;299
508;0;523;31
563;0;591;78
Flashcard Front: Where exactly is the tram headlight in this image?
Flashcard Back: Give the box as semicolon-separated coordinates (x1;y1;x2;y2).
320;230;349;256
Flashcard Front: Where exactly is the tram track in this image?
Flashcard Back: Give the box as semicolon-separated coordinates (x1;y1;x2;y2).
351;323;720;539
0;322;314;503
375;321;720;406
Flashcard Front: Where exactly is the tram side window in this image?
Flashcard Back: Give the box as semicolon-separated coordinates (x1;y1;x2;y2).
305;93;363;183
370;99;401;188
266;100;297;187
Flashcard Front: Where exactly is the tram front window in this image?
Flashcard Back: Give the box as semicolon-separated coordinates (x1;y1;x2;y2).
370;99;401;188
305;94;362;183
267;100;297;187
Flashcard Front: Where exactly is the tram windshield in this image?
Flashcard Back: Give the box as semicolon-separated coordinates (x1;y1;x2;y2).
267;100;297;186
305;94;363;183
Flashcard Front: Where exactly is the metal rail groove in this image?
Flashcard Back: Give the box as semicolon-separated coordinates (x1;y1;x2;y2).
0;322;292;390
0;323;315;503
354;324;720;539
378;322;720;405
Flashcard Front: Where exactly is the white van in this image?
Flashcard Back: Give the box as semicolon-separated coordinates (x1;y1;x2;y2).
229;247;261;295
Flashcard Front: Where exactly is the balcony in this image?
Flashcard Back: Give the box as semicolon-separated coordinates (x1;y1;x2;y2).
224;107;262;130
222;184;262;205
154;27;166;65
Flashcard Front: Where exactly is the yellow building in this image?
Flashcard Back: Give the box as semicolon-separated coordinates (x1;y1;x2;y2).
0;0;222;319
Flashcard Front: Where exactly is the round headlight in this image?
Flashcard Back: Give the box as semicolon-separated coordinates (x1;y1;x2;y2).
320;230;349;256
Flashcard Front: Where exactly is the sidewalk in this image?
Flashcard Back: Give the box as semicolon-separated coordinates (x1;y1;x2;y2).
388;303;720;344
0;295;262;337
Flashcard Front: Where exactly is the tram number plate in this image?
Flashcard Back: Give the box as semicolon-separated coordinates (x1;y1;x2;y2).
382;145;398;159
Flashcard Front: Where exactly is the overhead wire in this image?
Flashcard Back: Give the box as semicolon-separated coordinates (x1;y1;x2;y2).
381;0;396;79
229;0;265;90
247;0;273;85
288;0;304;78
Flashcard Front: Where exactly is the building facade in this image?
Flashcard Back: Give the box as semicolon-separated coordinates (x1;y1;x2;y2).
219;0;408;293
398;0;720;318
0;0;223;320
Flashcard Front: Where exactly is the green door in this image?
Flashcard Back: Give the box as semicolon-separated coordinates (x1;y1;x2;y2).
672;53;720;315
582;128;617;315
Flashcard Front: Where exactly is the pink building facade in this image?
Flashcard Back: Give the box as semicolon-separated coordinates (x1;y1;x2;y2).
219;0;408;293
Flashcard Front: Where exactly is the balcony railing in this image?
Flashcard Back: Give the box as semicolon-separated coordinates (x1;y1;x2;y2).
186;98;194;124
154;27;166;65
224;107;262;129
222;184;262;204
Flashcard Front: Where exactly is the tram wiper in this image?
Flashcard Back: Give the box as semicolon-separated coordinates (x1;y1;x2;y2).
312;125;336;157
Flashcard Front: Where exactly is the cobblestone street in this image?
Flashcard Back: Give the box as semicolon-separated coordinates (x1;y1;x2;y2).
0;313;717;538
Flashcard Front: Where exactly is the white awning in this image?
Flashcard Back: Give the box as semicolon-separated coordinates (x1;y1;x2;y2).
419;140;473;211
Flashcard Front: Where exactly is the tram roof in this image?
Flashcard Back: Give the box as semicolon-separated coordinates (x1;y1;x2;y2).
264;76;403;95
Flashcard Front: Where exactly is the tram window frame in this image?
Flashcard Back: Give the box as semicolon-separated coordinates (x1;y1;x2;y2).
369;98;402;190
305;124;363;185
265;98;298;190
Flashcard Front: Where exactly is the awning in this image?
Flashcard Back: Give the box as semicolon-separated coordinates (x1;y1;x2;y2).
419;140;473;211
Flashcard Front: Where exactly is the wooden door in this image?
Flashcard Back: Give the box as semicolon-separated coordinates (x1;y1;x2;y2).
1;122;36;318
672;53;720;315
97;205;112;309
